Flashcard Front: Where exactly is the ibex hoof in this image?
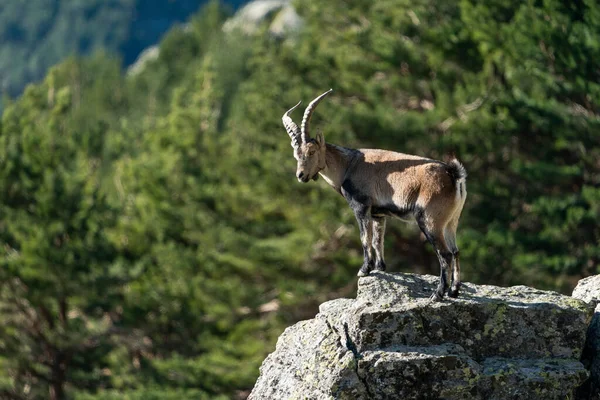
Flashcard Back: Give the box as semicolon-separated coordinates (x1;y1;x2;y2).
357;264;371;277
374;261;386;272
448;288;460;298
429;292;444;302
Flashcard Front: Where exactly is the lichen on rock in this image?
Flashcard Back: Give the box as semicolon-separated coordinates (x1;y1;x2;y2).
249;272;595;399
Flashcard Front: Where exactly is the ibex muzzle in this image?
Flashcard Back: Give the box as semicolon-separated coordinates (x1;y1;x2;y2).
282;89;467;301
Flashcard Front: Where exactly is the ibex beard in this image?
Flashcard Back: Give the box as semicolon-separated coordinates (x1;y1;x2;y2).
282;89;467;301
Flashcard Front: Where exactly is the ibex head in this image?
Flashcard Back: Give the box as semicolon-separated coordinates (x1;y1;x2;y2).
282;89;333;182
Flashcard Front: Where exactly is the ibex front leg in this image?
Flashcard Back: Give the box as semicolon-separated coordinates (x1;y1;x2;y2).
355;205;374;277
342;181;374;277
372;217;387;272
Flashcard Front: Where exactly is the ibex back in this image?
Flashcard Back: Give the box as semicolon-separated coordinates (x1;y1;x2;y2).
282;89;467;301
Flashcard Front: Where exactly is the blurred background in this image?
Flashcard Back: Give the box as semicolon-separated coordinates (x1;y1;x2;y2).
0;0;598;398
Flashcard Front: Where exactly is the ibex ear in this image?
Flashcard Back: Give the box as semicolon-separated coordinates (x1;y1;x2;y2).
315;131;325;147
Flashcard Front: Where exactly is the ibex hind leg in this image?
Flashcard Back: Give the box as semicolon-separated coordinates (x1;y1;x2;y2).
432;245;453;301
448;252;461;298
417;213;451;301
444;221;461;298
372;217;386;272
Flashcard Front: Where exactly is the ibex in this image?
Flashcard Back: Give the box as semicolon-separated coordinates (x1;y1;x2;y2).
282;89;467;300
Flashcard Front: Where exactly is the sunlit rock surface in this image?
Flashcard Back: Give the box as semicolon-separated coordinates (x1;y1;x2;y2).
250;272;594;400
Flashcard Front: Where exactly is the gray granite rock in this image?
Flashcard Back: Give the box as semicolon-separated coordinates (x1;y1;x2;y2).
574;275;600;307
573;275;600;399
336;273;590;360
250;272;594;400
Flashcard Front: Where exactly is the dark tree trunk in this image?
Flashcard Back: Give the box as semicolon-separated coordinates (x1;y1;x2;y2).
49;351;66;400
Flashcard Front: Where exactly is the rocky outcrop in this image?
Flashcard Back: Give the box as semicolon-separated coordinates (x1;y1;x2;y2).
127;46;160;76
249;272;595;400
573;275;600;399
574;276;600;305
222;0;301;35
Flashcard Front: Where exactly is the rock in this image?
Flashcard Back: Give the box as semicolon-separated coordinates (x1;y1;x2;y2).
127;46;160;76
223;0;301;35
573;275;600;307
249;272;594;400
573;275;600;399
249;314;369;400
268;4;303;37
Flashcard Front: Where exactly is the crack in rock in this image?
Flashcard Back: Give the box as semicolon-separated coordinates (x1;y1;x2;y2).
322;315;372;398
342;321;374;398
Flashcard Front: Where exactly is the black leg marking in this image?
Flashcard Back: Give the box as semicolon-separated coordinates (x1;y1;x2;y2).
372;217;386;272
342;180;374;277
355;213;374;277
358;261;373;277
416;211;450;301
437;251;452;295
448;250;461;298
375;260;387;272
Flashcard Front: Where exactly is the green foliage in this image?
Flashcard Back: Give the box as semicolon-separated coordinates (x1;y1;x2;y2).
235;0;600;290
0;56;133;399
0;0;246;103
1;0;599;398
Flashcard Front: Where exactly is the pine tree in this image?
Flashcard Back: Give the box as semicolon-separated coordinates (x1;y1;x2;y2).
0;58;132;399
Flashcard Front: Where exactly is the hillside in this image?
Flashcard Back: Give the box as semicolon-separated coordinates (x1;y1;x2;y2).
0;0;247;100
0;0;598;398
